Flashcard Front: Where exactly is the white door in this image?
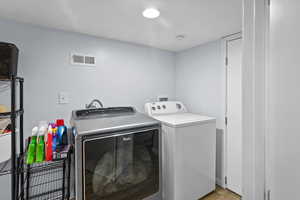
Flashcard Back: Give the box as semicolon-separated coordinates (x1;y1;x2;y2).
226;38;242;195
268;0;300;199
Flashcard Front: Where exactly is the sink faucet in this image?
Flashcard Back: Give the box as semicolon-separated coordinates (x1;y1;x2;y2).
86;99;104;109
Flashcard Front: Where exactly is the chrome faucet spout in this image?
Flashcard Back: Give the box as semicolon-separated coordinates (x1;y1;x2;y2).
86;99;104;109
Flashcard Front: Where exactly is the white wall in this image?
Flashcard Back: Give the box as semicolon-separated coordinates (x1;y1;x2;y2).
0;18;176;134
0;18;175;199
175;40;225;129
268;0;300;199
175;40;225;186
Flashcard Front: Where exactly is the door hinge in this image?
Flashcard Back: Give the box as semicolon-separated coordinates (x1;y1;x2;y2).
267;190;271;200
267;0;271;6
225;176;228;185
225;57;228;66
225;117;228;126
265;190;271;200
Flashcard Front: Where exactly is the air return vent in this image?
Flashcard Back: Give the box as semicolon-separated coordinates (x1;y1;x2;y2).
71;53;96;66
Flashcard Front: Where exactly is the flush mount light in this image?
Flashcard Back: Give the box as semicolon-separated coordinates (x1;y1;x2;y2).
143;8;160;19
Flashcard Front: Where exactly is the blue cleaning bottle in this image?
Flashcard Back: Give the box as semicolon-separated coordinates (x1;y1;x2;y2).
56;119;68;149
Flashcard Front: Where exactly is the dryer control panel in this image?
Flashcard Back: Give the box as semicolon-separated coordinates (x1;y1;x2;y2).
145;101;187;116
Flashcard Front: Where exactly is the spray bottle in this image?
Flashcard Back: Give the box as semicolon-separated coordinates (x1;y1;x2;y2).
36;126;46;162
26;127;38;164
46;125;53;161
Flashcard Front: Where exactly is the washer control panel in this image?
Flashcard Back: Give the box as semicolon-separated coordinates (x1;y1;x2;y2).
145;101;187;116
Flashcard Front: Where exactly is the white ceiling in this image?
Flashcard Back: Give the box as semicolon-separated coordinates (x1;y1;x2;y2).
0;0;242;52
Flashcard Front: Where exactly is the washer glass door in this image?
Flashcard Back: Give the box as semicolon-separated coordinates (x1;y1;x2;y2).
83;129;160;200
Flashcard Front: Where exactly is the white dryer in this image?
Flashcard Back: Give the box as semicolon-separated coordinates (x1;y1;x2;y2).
145;101;216;200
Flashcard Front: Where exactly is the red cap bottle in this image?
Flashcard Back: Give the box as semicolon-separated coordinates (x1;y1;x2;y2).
56;119;64;126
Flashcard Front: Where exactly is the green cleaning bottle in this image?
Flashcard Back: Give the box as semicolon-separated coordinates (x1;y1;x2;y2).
36;126;46;163
26;127;38;164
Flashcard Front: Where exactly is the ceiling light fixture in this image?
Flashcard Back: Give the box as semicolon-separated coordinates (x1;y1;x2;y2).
143;8;160;19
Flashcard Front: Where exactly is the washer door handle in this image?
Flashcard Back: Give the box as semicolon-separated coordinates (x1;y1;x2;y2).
123;136;132;141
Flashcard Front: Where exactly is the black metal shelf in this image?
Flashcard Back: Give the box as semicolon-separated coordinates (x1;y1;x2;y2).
0;109;24;119
18;146;72;200
0;159;11;176
0;75;24;200
0;77;24;82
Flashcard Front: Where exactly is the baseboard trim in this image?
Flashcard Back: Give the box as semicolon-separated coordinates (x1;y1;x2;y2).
216;177;225;188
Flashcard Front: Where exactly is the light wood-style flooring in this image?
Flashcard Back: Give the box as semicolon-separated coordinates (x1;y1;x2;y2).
71;186;241;200
200;186;241;200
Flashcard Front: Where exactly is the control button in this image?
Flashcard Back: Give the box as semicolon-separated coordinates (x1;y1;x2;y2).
152;107;156;111
176;103;182;109
162;105;166;109
157;105;161;109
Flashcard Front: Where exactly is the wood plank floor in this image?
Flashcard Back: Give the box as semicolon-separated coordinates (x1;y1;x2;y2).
71;186;241;200
199;186;241;200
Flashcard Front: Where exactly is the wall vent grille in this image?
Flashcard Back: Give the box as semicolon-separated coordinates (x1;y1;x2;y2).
71;53;96;66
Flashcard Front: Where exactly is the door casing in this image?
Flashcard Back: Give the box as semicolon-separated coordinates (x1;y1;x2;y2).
223;35;243;196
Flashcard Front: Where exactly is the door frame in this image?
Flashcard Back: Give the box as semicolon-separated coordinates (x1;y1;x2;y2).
242;0;270;200
223;34;243;194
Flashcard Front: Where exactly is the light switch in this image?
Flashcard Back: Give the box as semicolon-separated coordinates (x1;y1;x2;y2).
58;92;69;104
